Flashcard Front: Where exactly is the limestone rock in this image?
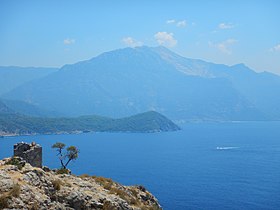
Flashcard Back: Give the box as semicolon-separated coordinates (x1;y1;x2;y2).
0;158;162;210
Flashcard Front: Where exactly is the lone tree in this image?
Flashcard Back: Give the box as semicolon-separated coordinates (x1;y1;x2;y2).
52;142;79;169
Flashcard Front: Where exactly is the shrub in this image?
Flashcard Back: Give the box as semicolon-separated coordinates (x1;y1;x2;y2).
130;188;138;197
0;183;21;209
5;157;25;170
52;179;62;191
56;168;70;175
79;174;90;179
0;195;8;209
102;201;115;210
109;187;127;199
8;183;21;197
93;176;114;190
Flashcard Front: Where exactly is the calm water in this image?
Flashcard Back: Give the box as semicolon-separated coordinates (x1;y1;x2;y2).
1;122;280;210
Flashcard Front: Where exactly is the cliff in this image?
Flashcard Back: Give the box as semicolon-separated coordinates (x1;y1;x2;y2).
0;157;162;210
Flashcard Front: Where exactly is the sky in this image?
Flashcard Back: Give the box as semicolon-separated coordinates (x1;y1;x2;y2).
0;0;280;75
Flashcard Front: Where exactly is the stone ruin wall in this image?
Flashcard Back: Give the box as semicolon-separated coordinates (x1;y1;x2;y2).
14;142;42;168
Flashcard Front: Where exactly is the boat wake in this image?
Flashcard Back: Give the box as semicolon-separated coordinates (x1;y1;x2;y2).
216;146;239;150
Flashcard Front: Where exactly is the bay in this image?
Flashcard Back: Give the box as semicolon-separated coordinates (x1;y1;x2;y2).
1;122;280;210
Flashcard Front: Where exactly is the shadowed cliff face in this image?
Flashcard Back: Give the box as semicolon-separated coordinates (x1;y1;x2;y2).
0;157;162;210
3;46;280;121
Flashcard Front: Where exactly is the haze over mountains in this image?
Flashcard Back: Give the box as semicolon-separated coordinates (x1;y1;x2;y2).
1;46;280;121
0;66;58;95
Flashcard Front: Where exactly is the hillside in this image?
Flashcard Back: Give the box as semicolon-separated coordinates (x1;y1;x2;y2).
3;46;280;120
0;157;162;209
0;66;58;95
0;111;180;136
1;99;61;117
0;101;14;114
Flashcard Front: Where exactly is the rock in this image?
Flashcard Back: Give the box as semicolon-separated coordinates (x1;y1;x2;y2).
0;157;162;210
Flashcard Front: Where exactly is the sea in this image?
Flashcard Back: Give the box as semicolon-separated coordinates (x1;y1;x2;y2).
1;122;280;210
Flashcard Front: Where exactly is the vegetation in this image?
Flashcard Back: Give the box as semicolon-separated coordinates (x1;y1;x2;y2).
8;183;21;197
52;142;79;170
93;176;114;190
0;111;179;136
91;176;146;208
52;179;62;191
0;183;21;209
5;157;24;170
0;195;8;209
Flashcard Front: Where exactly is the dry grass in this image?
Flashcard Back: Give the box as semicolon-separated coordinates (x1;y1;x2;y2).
93;176;114;190
8;183;21;197
56;168;70;175
0;195;8;209
79;174;91;179
102;201;116;210
0;183;21;209
147;204;162;210
109;187;142;207
52;179;62;191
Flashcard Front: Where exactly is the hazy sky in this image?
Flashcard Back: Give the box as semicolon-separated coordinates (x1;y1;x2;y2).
0;0;280;74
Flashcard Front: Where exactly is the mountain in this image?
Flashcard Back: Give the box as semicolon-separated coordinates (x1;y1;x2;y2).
0;157;162;209
3;46;280;120
0;66;58;95
0;111;180;136
1;99;61;117
0;100;14;114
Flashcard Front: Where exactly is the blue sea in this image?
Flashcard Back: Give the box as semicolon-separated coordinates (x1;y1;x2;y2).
1;122;280;210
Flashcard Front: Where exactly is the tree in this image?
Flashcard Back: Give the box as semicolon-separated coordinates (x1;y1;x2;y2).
52;142;79;169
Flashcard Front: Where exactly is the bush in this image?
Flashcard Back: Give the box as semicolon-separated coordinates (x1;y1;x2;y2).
5;157;25;170
0;195;8;209
93;176;114;190
79;174;90;179
109;187;127;199
102;201;116;210
52;179;62;191
8;183;20;197
56;168;70;175
0;183;21;209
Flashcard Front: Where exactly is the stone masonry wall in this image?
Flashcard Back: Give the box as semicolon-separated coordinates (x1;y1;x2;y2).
14;142;42;168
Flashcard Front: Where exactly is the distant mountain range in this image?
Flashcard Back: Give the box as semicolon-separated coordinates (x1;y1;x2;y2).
0;66;58;95
1;46;280;121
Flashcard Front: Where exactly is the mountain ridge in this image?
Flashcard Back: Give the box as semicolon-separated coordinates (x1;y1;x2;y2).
2;46;280;120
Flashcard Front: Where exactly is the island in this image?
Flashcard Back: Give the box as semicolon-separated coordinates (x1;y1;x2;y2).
0;111;180;136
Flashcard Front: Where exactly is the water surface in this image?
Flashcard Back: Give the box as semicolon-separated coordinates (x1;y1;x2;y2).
1;122;280;210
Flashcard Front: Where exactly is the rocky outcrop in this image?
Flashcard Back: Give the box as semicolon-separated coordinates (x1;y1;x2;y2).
0;157;162;210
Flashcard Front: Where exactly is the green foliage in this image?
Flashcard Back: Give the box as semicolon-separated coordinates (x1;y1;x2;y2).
52;142;79;170
5;157;24;170
52;142;65;150
0;111;179;135
66;146;79;160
